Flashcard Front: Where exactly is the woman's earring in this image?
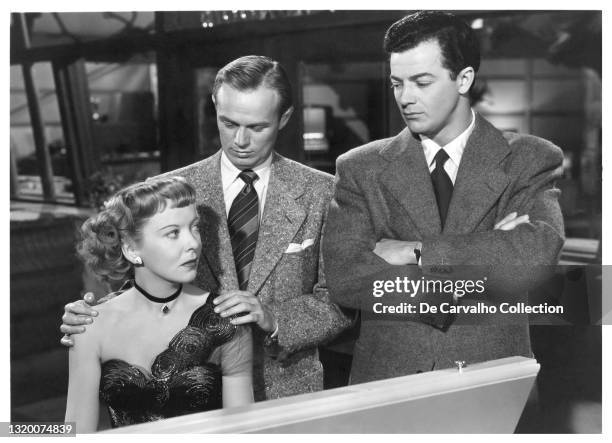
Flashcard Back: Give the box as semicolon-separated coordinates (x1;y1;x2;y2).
134;257;143;265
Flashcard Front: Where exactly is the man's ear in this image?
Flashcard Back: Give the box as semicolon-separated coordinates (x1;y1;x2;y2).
211;93;217;108
121;240;141;265
456;66;475;95
278;106;294;130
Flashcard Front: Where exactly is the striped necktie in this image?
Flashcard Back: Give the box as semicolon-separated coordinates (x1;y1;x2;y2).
228;170;260;290
431;149;453;228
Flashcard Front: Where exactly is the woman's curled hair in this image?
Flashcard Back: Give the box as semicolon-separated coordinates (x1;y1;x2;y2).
77;176;197;282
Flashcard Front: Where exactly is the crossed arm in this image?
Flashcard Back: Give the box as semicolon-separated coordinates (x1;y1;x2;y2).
323;145;565;312
373;211;530;265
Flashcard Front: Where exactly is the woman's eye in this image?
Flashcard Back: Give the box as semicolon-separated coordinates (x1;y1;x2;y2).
167;230;179;238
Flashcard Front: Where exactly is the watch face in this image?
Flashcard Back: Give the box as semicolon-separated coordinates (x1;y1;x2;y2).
264;334;278;345
263;334;280;358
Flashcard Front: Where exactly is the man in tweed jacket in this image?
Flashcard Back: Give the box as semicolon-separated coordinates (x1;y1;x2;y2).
323;12;565;384
61;56;350;401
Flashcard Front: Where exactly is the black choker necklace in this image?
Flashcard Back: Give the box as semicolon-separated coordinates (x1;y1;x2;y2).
133;280;182;314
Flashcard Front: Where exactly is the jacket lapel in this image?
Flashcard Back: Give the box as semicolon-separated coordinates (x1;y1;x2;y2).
443;114;511;234
248;154;306;296
379;129;442;237
196;151;239;291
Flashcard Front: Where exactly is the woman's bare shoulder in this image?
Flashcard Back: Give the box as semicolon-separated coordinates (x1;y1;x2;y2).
73;289;135;346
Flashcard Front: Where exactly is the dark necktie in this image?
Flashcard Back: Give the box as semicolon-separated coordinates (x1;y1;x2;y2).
430;149;453;227
228;170;259;290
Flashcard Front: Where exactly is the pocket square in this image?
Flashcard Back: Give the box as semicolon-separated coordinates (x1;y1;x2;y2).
285;238;315;253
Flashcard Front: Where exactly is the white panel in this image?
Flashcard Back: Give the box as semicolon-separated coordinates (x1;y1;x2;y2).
106;356;539;434
477;80;526;114
477;114;527;134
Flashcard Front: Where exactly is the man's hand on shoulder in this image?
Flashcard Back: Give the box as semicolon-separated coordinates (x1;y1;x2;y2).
213;290;276;332
374;239;421;265
59;292;99;347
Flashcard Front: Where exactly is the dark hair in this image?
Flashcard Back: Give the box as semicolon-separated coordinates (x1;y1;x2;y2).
212;55;293;116
77;176;197;282
384;11;481;80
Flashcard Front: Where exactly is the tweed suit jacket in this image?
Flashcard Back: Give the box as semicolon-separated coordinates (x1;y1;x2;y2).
323;113;565;384
160;151;350;400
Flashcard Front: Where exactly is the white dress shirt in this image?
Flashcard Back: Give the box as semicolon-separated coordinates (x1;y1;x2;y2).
220;151;272;219
420;109;476;184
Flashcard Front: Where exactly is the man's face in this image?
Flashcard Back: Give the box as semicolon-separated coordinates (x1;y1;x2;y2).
213;84;292;169
390;39;469;145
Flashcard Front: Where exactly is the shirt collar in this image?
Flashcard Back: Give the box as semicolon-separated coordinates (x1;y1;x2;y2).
421;109;476;167
220;150;273;192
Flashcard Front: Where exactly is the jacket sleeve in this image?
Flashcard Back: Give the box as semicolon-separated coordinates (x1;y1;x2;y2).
270;185;353;354
323;155;430;313
421;137;565;299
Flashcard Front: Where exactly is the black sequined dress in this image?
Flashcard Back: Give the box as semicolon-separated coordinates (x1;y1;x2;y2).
99;294;236;428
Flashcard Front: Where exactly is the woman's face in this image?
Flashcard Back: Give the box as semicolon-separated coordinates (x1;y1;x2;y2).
134;203;201;286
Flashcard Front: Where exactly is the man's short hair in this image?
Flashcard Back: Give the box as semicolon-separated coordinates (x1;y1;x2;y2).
384;11;481;79
212;55;293;116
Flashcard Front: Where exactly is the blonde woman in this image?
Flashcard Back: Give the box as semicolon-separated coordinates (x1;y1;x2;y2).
65;177;253;431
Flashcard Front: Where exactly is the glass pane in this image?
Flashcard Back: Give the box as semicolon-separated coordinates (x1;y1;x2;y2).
478;58;527;77
10;62;73;202
88;61;158;159
532;78;584;112
85;59;160;205
27;12;155;48
301;61;387;174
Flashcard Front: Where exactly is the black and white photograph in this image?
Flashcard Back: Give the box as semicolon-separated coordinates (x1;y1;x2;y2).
7;3;607;436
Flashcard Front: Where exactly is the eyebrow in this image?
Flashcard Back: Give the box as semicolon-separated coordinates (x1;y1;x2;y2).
156;217;200;232
157;224;178;232
218;115;269;128
390;73;435;81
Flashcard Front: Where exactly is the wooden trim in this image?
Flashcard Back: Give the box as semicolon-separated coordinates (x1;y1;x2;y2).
52;58;100;206
11;10;516;65
14;13;57;202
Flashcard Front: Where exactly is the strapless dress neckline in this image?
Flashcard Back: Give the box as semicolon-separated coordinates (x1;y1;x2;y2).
99;293;236;428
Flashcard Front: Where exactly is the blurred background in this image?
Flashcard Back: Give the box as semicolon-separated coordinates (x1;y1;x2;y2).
9;10;602;432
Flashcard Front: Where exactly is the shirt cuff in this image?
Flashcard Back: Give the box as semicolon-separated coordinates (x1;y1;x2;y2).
269;320;279;338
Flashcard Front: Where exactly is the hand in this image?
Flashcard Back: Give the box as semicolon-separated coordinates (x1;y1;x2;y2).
374;239;421;265
494;212;530;231
59;292;98;347
213;290;276;332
